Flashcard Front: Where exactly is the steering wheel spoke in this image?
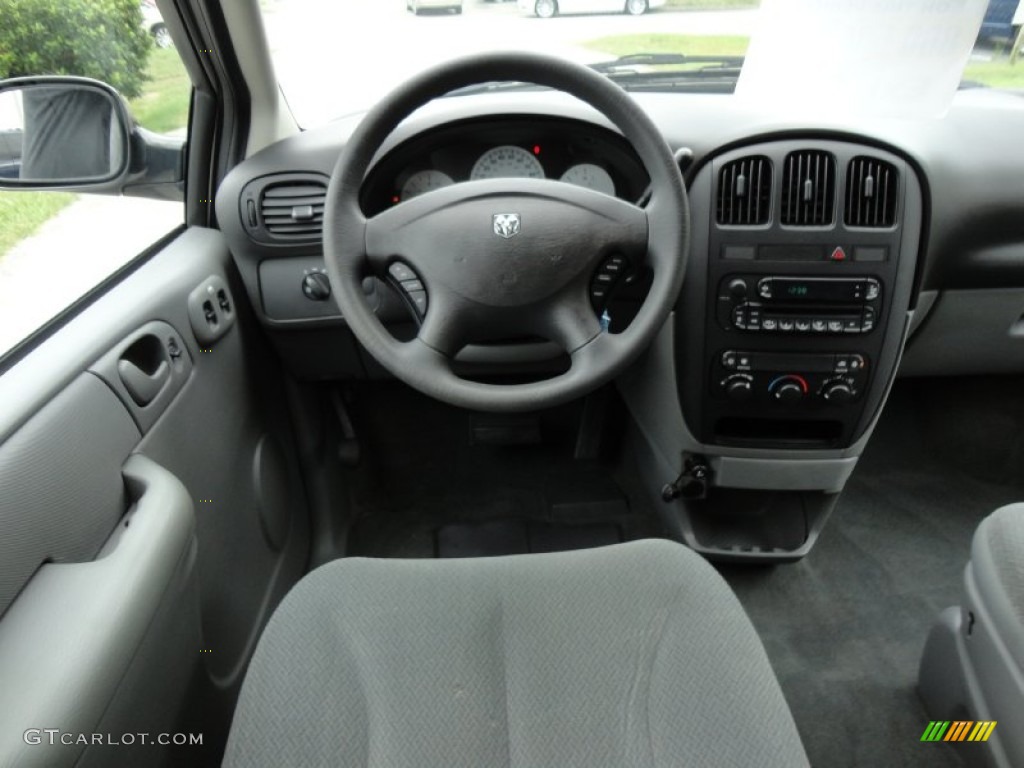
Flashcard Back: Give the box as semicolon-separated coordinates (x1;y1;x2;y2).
541;282;605;354
414;289;467;358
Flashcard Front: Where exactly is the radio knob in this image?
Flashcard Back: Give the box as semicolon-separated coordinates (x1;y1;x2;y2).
722;374;754;402
727;278;748;300
821;379;855;404
769;375;808;404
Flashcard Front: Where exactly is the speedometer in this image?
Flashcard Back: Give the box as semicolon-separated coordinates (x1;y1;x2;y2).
560;163;616;196
470;145;544;180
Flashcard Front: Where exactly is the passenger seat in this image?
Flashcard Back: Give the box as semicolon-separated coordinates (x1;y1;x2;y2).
919;504;1024;767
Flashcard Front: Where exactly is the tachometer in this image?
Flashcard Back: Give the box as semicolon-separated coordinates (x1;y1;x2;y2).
470;145;544;180
560;163;616;196
400;169;454;200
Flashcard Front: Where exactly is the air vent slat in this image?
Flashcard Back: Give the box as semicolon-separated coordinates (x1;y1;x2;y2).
781;150;835;227
263;215;324;224
258;177;328;239
845;157;898;228
261;197;325;208
260;225;323;234
716;155;772;226
263;185;326;198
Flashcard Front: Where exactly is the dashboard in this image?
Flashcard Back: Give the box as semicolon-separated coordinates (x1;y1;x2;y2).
216;86;1024;559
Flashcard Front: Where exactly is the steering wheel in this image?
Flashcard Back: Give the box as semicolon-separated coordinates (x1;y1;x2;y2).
323;52;688;413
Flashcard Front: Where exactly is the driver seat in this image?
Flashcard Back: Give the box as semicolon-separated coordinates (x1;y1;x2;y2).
223;539;808;767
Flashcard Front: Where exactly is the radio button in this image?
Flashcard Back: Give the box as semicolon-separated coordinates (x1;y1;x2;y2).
862;308;876;331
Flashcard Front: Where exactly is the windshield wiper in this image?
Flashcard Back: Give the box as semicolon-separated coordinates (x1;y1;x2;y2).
445;53;744;98
589;52;743;86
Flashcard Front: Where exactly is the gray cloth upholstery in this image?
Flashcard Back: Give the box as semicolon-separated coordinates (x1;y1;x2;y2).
223;539;808;767
972;503;1024;672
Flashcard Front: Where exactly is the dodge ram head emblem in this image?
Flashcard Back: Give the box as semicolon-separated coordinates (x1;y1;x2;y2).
492;213;521;239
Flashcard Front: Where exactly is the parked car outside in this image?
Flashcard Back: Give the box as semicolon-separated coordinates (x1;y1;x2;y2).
407;0;464;15
140;0;172;48
518;0;665;18
979;0;1021;39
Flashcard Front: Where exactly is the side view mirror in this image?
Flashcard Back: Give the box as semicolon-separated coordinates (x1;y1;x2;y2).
0;76;184;200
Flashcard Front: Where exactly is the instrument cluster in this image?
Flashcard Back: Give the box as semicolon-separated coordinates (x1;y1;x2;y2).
361;116;648;215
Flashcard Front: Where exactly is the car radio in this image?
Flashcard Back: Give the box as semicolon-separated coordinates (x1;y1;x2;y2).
717;275;882;335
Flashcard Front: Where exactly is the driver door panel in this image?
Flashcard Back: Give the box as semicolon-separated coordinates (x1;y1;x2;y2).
0;228;309;766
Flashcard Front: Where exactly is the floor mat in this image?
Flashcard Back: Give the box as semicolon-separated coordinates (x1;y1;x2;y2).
718;382;1024;768
345;384;658;559
436;518;623;558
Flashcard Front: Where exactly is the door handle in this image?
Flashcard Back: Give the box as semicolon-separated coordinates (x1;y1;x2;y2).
117;358;169;407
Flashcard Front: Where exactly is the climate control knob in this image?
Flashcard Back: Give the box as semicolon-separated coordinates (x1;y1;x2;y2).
821;379;855;404
722;374;754;402
769;375;808;404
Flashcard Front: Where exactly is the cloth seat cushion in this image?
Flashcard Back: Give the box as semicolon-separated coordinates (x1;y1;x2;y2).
223;539;808;768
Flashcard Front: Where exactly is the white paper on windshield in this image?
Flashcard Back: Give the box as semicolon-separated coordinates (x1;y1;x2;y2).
735;0;989;119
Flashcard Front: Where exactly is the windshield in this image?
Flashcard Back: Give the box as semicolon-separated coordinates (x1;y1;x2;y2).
261;0;1022;128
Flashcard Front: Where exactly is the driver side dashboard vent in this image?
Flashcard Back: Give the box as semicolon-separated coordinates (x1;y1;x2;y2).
240;173;330;244
781;150;836;227
845;157;898;228
716;156;772;226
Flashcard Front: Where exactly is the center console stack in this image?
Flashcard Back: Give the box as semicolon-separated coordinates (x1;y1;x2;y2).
622;139;924;562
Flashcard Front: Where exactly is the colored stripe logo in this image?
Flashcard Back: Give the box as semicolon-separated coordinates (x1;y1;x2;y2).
921;721;997;742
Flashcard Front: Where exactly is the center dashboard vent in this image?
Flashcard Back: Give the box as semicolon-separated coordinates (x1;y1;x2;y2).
716;155;772;226
845;157;898;228
781;150;836;227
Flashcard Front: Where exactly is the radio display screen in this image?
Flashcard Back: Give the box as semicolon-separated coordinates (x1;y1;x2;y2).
771;278;867;302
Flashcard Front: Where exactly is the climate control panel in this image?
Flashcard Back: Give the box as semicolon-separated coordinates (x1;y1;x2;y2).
714;351;867;406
